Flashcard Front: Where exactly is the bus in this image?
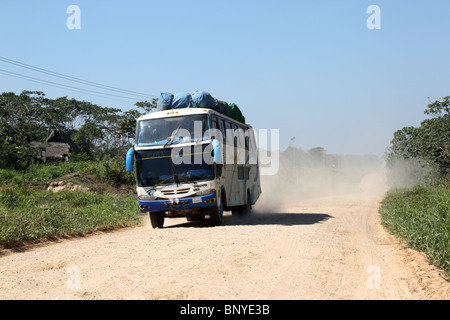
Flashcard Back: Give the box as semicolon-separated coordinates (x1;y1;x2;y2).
126;107;261;228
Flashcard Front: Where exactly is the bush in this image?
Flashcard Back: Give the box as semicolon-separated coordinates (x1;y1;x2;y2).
0;157;135;189
379;185;450;277
94;156;135;187
0;144;43;171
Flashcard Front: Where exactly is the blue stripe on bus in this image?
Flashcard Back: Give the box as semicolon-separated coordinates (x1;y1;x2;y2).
138;191;217;213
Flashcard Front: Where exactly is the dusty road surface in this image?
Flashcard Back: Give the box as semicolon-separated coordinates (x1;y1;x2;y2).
0;172;448;300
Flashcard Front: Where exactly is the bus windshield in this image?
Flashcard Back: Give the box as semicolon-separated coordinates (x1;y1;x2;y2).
135;145;214;187
137;115;209;146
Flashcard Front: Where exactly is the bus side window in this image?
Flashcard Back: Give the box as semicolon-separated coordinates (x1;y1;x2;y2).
225;121;232;145
210;116;218;139
232;123;239;147
234;123;244;149
218;118;225;143
250;129;257;151
203;116;209;132
239;125;245;149
244;128;254;151
211;116;218;129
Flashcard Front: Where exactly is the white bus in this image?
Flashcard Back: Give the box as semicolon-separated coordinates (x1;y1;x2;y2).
126;107;261;228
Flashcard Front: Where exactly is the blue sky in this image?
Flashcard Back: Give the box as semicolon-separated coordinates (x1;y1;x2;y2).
1;1;449;156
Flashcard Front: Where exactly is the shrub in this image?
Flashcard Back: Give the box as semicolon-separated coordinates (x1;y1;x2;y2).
379;185;450;277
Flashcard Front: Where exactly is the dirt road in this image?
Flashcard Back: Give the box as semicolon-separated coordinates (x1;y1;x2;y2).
0;172;448;300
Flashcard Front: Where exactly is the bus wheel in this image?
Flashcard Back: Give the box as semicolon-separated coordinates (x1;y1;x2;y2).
241;190;252;215
233;191;252;216
210;195;224;226
149;211;165;229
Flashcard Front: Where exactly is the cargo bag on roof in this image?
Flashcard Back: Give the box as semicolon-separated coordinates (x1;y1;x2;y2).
157;92;174;111
214;100;226;114
191;90;216;109
171;92;193;109
224;102;245;123
155;91;245;123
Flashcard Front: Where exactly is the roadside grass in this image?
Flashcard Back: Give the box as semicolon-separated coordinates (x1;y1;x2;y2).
0;159;142;248
0;156;135;189
0;187;141;247
379;185;450;278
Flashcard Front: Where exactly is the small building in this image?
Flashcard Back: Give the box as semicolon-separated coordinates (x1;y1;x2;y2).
32;129;79;162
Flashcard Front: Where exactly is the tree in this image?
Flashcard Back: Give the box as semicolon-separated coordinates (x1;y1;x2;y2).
135;99;157;114
0;91;48;169
117;109;141;141
386;97;450;183
0;90;158;168
425;96;450;117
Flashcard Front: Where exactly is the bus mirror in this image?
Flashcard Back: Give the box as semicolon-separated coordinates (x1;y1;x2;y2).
126;147;134;172
212;139;222;164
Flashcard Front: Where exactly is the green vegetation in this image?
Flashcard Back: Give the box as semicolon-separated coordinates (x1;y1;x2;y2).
0;156;135;189
0;187;140;247
0;160;141;247
0;157;135;189
0;90;156;170
382;97;450;277
379;186;449;277
385;96;450;187
0;90;152;247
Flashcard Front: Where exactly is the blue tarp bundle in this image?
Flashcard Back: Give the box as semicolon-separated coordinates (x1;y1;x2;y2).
191;90;216;108
171;92;193;109
156;90;245;123
157;93;174;111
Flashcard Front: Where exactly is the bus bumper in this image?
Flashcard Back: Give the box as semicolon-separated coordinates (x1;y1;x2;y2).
138;191;217;213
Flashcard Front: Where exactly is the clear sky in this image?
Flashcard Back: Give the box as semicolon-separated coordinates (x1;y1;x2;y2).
1;0;449;156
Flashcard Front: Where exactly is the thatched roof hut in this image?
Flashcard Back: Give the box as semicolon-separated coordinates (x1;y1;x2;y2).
33;129;79;162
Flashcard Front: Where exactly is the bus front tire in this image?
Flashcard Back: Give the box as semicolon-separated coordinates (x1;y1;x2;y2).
210;196;224;226
149;211;165;229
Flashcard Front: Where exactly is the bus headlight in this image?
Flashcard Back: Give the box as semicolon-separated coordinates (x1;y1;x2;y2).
139;195;157;201
195;189;215;196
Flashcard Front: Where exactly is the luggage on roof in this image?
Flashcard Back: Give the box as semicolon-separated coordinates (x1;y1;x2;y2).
171;92;193;109
156;90;246;123
191;90;216;109
214;100;226;114
156;92;174;111
223;102;245;123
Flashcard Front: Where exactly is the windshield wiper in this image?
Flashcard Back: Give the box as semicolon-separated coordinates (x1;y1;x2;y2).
171;161;181;186
154;176;173;186
164;125;182;148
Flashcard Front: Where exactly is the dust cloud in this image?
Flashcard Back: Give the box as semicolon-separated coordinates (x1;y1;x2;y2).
253;146;386;213
384;157;442;189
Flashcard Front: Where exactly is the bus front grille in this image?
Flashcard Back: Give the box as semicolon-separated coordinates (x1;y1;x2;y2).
161;187;191;196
